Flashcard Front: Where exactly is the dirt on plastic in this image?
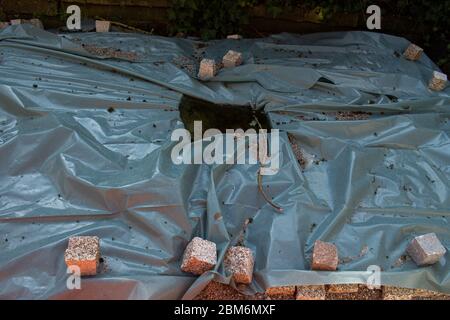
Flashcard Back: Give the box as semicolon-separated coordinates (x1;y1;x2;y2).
195;281;450;300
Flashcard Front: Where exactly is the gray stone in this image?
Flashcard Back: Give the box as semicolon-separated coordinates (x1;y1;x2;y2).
224;246;254;284
311;240;338;271
227;34;243;40
10;19;24;25
407;233;446;266
403;43;423;61
29;19;44;29
222;50;243;68
429;71;447;91
0;22;10;29
95;20;111;32
181;237;217;275
296;285;326;300
197;59;218;80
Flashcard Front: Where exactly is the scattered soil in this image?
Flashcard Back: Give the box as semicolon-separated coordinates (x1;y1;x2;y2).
339;245;369;265
334;111;372;121
193;42;208;62
194;281;266;300
236;218;252;247
172;42;209;77
392;254;410;268
288;133;313;169
195;281;450;300
70;39;139;61
278;111;373;123
172;55;197;77
82;44;139;61
266;293;296;300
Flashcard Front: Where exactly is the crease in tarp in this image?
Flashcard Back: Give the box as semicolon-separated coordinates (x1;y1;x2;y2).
0;24;449;299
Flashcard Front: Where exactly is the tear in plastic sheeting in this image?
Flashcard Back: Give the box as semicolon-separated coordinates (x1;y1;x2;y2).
0;24;449;299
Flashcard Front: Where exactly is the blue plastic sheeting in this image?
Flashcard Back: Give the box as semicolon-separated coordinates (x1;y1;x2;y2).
0;24;449;299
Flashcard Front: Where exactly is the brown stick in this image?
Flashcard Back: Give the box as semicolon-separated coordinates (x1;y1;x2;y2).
253;114;283;213
257;168;283;213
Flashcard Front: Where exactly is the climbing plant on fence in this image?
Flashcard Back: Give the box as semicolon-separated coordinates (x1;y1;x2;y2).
168;0;449;68
168;0;258;40
169;0;449;38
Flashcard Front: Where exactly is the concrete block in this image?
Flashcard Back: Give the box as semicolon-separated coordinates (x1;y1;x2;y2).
95;20;111;32
0;22;10;29
311;240;338;271
428;71;447;91
10;19;24;25
227;34;243;40
222;50;243;68
224;246;254;284
404;43;423;61
64;236;100;276
266;286;296;297
181;237;217;275
29;18;44;29
407;233;446;266
382;286;426;300
327;284;359;294
296;285;326;300
198;58;218;80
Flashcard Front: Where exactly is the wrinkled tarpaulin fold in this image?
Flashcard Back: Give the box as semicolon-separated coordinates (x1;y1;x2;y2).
0;25;449;299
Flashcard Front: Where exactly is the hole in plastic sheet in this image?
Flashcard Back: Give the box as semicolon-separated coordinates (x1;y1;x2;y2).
317;76;334;84
178;95;271;140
